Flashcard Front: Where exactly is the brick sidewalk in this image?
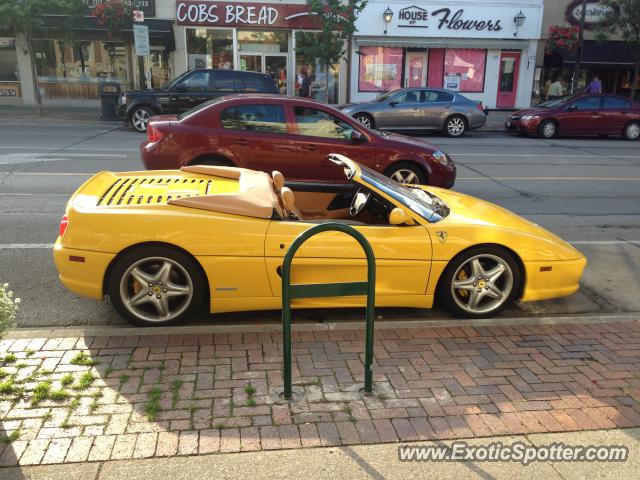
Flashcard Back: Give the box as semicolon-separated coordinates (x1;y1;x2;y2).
1;320;640;467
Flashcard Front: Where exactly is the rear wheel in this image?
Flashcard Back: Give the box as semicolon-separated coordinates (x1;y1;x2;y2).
444;115;466;137
108;246;206;327
354;113;374;129
438;246;521;318
130;106;154;133
386;162;426;185
538;119;557;139
622;121;640;140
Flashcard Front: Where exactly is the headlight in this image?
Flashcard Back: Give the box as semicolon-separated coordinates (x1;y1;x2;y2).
432;151;450;166
521;115;539;121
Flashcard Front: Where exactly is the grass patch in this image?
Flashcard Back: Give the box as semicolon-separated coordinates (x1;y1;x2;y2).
343;406;356;422
0;368;7;379
119;374;129;384
0;429;21;444
15;362;27;369
49;389;70;401
89;400;99;413
31;381;52;406
245;397;257;407
214;423;228;430
69;398;80;411
2;353;16;364
144;387;162;421
25;349;35;357
244;383;256;396
43;412;53;422
70;352;98;366
170;379;183;408
0;378;23;398
73;372;95;391
38;369;53;377
60;373;74;387
104;367;114;377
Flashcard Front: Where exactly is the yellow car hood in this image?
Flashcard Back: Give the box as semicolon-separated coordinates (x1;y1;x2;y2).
425;187;583;260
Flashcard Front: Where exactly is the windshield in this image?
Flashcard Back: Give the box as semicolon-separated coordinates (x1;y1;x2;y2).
162;71;191;91
357;164;449;222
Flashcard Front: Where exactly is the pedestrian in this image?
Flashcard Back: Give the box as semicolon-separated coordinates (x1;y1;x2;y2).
298;68;311;98
584;74;602;94
547;77;564;100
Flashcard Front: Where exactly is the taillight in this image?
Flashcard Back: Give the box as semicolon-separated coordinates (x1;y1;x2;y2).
59;215;69;237
147;125;164;142
476;102;484;112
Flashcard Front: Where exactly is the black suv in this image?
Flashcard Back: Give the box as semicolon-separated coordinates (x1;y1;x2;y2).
117;69;279;132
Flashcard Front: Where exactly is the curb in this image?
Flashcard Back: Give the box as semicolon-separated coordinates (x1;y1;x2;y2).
6;313;638;339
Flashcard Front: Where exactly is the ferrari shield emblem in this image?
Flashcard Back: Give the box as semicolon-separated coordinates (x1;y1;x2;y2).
436;231;448;243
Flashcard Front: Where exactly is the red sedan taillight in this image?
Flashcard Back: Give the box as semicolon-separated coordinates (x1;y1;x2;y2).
147;125;164;142
59;215;69;237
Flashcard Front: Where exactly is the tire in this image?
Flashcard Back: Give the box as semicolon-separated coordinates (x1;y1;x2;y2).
108;246;206;327
385;162;427;185
130;106;155;133
438;246;521;318
622;121;640;141
444;115;466;137
354;113;374;129
190;155;234;167
538;119;557;139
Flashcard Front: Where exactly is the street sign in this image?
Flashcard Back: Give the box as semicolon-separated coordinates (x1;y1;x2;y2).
133;10;144;22
133;24;150;56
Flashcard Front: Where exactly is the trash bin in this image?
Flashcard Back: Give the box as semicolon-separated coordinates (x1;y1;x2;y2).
99;81;121;120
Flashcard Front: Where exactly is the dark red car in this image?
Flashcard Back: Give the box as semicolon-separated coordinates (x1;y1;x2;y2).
506;94;640;140
141;95;456;187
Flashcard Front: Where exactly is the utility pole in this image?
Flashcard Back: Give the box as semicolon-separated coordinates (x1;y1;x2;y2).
571;0;587;94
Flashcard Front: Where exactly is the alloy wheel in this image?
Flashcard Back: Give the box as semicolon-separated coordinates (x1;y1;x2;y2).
132;109;150;132
541;121;556;138
625;122;640;140
390;169;420;184
119;257;193;323
447;117;465;136
355;115;372;128
450;254;514;315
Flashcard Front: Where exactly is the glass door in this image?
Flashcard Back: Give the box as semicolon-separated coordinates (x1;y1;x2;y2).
265;54;287;94
239;54;262;73
404;51;428;88
496;52;521;108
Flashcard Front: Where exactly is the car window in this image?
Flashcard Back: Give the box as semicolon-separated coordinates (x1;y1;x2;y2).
393;90;423;104
183;71;211;93
602;96;631;110
213;70;235;92
220;104;287;134
569;96;601;110
424;90;454;103
238;75;273;93
294;107;354;140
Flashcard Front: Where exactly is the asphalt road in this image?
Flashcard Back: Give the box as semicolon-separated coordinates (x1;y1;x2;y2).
1;118;639;328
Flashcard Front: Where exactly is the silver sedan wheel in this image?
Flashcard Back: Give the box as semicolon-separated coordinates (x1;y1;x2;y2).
390;169;420;185
446;117;466;136
450;254;514;315
541;121;556;138
625;122;640;140
355;115;372;129
119;257;193;323
132;109;150;132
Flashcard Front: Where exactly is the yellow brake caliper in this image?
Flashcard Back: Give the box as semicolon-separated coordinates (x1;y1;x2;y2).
457;269;469;298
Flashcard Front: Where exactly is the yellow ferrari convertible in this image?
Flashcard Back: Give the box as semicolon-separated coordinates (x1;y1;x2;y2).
54;154;586;326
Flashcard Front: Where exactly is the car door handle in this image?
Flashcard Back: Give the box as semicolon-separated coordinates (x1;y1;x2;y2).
276;266;282;277
233;139;249;145
301;145;316;151
170;97;178;101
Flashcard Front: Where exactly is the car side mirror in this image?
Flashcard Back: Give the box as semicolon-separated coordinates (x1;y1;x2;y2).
174;82;187;93
389;207;416;226
567;104;577;111
351;130;366;142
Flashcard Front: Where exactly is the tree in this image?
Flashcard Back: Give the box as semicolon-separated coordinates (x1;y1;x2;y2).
295;0;367;102
597;0;640;100
0;0;85;114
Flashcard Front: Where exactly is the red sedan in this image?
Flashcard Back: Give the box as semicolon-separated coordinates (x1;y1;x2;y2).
506;94;640;140
141;95;456;187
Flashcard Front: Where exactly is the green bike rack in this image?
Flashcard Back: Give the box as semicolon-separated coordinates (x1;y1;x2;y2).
281;223;376;400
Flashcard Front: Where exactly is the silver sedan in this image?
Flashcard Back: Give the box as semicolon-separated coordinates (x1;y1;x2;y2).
341;88;486;137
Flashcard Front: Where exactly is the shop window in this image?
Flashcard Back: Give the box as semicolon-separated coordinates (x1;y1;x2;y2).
220;104;287;134
150;51;171;89
0;43;19;81
186;28;234;70
294;31;340;104
358;46;403;92
32;39;129;85
238;31;287;54
294;107;353;140
443;49;486;92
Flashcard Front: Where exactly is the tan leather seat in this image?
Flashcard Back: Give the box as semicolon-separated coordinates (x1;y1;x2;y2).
280;187;303;220
272;171;285;192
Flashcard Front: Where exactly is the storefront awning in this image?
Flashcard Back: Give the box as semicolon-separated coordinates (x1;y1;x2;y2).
545;40;635;68
354;36;528;51
37;16;175;52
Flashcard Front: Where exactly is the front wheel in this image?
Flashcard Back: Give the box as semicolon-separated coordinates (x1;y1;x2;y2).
438;246;521;318
108;246;206;327
622;121;640;141
354;113;374;129
386;162;426;185
130;106;154;133
444;115;466;137
538;119;557;139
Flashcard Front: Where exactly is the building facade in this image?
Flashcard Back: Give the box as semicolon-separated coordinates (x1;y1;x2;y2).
2;0;548;109
350;0;544;109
